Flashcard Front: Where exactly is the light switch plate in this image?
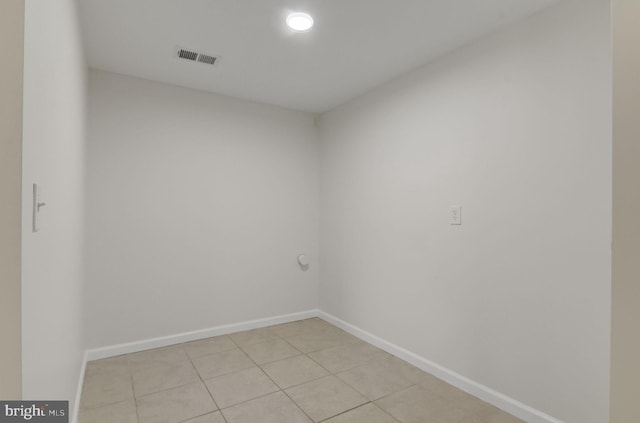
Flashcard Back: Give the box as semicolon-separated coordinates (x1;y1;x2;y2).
450;205;462;225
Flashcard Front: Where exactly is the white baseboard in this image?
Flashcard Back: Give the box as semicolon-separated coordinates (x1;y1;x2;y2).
74;310;319;422
71;350;88;423
76;308;561;423
317;311;563;423
85;309;320;361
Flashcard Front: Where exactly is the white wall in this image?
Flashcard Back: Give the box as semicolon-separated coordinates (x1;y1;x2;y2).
22;0;87;412
85;71;319;348
318;1;611;422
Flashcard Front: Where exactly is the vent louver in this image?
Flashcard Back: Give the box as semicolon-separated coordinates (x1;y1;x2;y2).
177;48;218;66
178;48;198;61
197;54;217;65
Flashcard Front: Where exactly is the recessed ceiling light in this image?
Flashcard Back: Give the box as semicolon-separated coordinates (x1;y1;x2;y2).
286;12;314;32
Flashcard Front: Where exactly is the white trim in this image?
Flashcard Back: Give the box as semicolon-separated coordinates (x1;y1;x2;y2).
318;311;564;423
76;308;562;423
71;350;88;423
85;309;320;361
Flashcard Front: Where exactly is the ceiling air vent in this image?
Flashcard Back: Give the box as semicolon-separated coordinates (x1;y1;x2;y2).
177;48;217;66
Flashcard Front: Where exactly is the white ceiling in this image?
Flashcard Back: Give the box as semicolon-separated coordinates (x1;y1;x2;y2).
79;0;560;113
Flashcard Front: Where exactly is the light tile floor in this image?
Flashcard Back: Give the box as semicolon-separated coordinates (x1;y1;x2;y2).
78;318;525;423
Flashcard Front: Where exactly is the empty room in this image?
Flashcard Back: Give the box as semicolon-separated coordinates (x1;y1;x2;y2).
1;0;639;422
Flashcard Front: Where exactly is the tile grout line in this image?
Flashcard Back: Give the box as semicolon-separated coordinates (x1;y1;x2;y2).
303;350;335;375
80;322;321;420
274;325;379;422
86;319;432;423
77;359;139;418
370;384;420;403
238;339;304;367
263;363;329;391
226;322;382;422
276;325;418;422
188;326;318;420
129;342;231;422
227;328;318;423
128;358;142;423
315;401;373;423
128;358;203;400
184;343;226;422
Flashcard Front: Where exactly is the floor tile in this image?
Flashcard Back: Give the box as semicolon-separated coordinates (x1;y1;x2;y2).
79;319;522;423
241;339;301;364
192;348;255;379
132;360;200;397
136;381;216;423
222;391;312;423
268;320;316;338
128;345;189;371
413;374;490;414
323;403;399;423
308;341;390;373
261;355;329;389
336;357;417;400
270;318;335;339
182;411;226;423
204;367;279;409
183;336;237;359
460;404;526;423
285;375;368;422
301;318;341;332
378;356;427;383
81;371;134;409
286;328;360;353
229;327;279;347
375;385;467;423
78;399;138;423
443;389;491;415
85;356;130;379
